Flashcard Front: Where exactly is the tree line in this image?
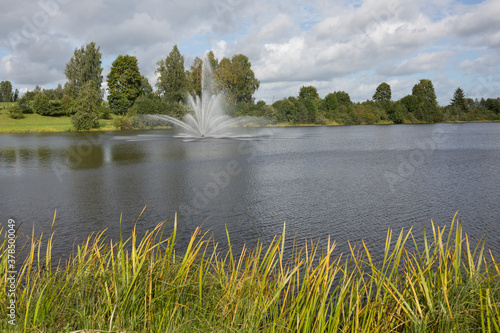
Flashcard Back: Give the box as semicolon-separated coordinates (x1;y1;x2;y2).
3;41;500;128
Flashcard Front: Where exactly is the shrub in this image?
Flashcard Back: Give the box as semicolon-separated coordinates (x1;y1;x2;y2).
71;111;100;130
33;92;50;115
47;100;66;116
113;116;132;130
17;95;33;114
8;104;25;119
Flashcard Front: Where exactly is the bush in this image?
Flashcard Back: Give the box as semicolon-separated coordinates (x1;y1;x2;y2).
47;100;66;116
113;116;132;130
8;105;25;119
71;111;100;130
33;92;50;115
17;95;33;114
99;105;112;119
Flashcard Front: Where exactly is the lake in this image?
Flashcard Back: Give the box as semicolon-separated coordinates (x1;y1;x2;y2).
1;123;499;261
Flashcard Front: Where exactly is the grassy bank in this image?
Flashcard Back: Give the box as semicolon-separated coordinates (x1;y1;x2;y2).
1;213;499;332
0;111;115;133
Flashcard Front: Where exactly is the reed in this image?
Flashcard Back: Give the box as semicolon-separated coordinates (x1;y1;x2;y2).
1;211;499;332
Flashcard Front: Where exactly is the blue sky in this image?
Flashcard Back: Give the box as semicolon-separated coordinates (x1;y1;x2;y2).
1;0;499;105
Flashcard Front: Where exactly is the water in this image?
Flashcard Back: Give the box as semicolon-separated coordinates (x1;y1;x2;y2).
1;123;499;261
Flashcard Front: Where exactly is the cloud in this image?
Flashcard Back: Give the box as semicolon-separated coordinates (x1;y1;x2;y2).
377;51;455;76
1;0;500;104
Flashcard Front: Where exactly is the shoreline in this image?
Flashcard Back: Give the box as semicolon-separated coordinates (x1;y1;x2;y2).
1;118;499;134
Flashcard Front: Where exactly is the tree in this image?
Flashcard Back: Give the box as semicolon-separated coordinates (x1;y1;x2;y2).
0;81;13;102
213;54;260;104
412;79;437;107
299;86;319;100
298;86;319;123
450;87;467;112
206;51;219;70
71;81;101;130
373;82;391;102
64;42;103;98
273;99;297;122
33;92;50;115
140;76;153;98
323;93;339;119
187;56;203;97
155;45;187;103
107;55;142;114
332;91;352;106
229;54;260;104
388;102;405;124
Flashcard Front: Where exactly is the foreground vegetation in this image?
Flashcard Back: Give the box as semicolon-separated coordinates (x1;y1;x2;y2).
1;212;499;332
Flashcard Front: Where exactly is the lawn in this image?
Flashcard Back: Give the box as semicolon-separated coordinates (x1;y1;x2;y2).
0;103;115;133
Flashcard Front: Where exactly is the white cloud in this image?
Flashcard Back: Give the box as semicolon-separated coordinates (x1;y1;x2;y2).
1;0;500;104
377;51;455;76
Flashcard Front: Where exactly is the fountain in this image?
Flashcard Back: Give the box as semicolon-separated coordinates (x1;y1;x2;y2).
148;54;250;138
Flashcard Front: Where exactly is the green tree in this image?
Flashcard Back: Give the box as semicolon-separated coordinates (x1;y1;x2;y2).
206;51;219;70
298;86;319;123
71;81;101;130
33;92;50;115
412;79;437;107
333;91;352;106
388;102;405;124
140;76;154;98
61;95;74;115
299;86;319;100
273;99;296;123
155;45;187;103
17;94;33;114
230;54;260;104
0;81;13;102
323;93;339;119
373;82;391;102
213;54;260;104
450;87;467;112
64;42;103;99
107;55;142;114
187;56;203;97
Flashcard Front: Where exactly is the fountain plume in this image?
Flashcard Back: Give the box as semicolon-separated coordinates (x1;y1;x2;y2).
147;53;249;137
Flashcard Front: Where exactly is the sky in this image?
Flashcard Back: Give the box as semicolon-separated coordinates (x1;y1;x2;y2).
1;0;499;105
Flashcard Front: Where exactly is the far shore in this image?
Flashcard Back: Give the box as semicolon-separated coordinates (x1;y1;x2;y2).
0;112;499;134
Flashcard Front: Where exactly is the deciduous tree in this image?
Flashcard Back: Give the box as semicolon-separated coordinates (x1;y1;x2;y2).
373;82;391;102
107;55;142;114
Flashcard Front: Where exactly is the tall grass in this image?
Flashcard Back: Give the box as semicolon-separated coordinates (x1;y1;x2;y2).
1;212;499;332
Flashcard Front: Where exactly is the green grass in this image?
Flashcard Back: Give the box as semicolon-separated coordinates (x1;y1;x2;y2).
1;211;499;332
0;105;115;133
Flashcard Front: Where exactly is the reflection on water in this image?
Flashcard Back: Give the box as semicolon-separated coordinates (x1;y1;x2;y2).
1;124;499;262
